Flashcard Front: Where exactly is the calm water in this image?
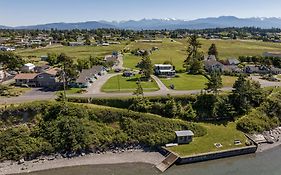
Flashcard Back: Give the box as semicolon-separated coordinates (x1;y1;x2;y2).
20;147;281;175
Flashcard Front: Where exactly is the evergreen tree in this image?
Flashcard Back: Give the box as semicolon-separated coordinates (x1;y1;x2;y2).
208;43;218;58
133;81;144;97
139;55;153;80
205;71;223;94
183;35;204;74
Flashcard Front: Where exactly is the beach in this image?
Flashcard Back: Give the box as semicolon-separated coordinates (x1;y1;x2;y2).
0;150;165;175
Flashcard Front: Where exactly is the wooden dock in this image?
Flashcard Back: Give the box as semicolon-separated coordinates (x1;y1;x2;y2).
156;152;179;172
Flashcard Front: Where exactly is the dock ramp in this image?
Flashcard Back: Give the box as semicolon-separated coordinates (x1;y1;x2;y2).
156;152;179;172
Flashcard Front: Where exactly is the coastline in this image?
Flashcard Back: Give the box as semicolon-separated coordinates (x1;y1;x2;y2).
0;150;165;175
1;140;281;175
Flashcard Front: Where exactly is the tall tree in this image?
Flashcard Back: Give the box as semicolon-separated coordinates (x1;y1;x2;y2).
205;71;223;94
183;35;204;74
208;43;218;58
0;52;24;80
230;75;265;114
138;54;153;80
57;53;78;84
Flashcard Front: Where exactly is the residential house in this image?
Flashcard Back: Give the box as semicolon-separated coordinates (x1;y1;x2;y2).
21;63;36;72
245;65;270;74
104;55;119;66
270;67;281;75
68;42;84;47
15;68;60;88
226;58;240;65
203;59;224;72
223;65;243;73
76;66;107;88
263;52;281;58
175;130;194;144
154;64;176;77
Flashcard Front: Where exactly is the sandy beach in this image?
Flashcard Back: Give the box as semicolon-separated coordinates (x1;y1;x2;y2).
0;150;165;175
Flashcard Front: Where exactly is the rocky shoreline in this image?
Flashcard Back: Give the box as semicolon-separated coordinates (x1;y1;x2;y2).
0;149;165;175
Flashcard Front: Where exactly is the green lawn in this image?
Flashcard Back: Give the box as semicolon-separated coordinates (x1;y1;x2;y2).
16;43;127;64
277;75;281;79
56;88;85;95
124;38;281;70
102;74;159;92
169;122;247;157
160;74;207;90
160;74;236;90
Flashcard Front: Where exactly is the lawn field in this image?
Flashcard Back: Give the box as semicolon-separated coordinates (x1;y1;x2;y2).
160;74;237;90
16;43;127;62
124;38;281;70
102;74;159;92
169;122;247;157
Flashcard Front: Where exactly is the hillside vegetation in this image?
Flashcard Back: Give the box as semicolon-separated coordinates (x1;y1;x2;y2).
0;101;206;160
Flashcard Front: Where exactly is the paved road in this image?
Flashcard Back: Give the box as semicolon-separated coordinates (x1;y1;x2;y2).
0;75;281;104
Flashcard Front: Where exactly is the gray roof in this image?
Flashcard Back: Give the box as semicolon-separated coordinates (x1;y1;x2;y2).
76;66;105;83
175;130;194;137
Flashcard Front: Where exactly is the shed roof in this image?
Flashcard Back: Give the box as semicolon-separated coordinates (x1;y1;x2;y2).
175;130;194;137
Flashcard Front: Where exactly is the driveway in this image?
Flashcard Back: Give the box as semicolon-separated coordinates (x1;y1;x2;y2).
85;73;121;94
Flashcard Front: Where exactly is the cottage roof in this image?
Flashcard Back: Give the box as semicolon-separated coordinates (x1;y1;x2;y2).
14;73;37;80
175;130;194;137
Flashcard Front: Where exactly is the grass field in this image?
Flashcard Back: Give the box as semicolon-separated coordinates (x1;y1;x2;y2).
102;74;159;92
124;38;281;70
16;43;127;63
15;38;281;71
169;122;247;157
160;74;237;90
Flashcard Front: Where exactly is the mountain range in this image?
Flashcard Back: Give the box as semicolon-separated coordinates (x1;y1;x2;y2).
2;16;281;30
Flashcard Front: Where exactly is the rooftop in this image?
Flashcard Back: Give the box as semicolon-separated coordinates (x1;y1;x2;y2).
175;130;194;137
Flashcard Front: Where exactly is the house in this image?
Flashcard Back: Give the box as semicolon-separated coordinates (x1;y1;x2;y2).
226;58;240;65
34;65;50;73
154;64;176;77
223;65;243;73
15;68;60;88
263;52;281;58
21;63;36;72
68;42;84;46
14;73;38;87
104;55;118;65
270;67;281;75
245;65;270;74
175;130;194;144
76;66;107;88
203;59;224;72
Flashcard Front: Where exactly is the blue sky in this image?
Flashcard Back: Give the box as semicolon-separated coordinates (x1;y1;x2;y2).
1;0;281;26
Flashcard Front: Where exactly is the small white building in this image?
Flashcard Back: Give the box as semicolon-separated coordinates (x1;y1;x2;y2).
21;63;35;73
154;64;176;77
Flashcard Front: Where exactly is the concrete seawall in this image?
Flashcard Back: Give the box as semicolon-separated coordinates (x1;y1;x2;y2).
176;145;257;164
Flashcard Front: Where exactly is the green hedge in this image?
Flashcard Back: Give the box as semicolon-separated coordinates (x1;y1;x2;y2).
67;95;197;109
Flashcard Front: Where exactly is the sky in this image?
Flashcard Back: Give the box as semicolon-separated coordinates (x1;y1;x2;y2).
1;0;281;26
